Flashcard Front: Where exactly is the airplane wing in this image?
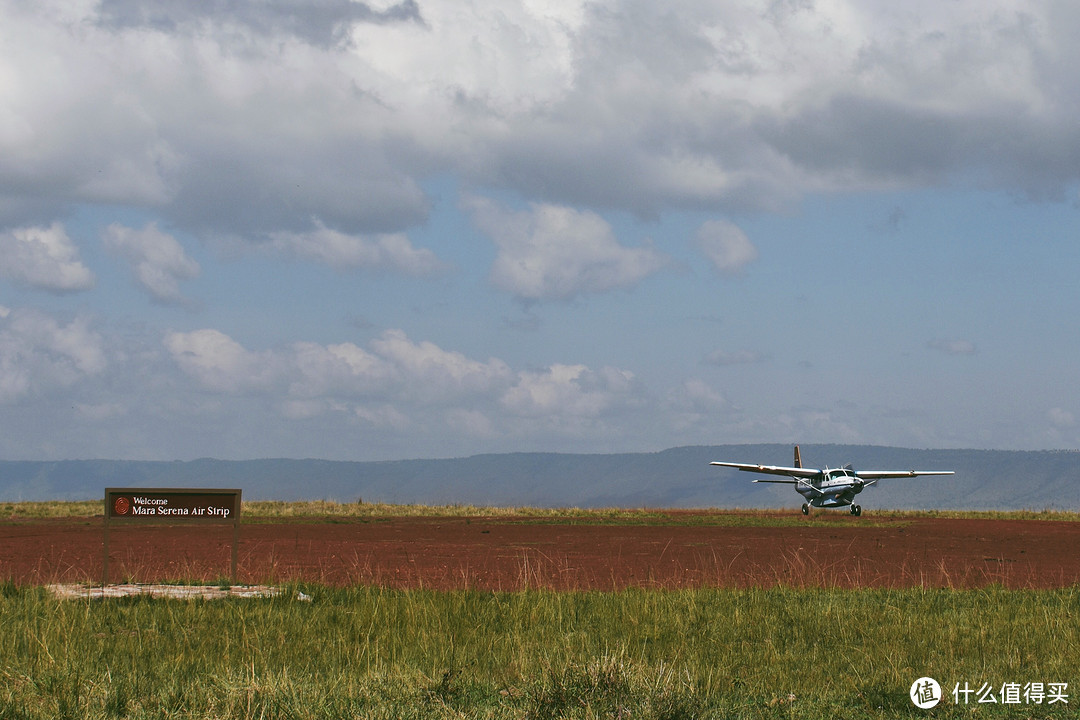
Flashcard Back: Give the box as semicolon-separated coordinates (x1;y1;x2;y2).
854;470;954;479
709;462;820;482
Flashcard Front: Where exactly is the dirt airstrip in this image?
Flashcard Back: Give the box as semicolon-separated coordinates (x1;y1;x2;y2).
3;512;1079;590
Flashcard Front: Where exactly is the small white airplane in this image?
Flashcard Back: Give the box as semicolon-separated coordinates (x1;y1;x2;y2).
711;445;954;516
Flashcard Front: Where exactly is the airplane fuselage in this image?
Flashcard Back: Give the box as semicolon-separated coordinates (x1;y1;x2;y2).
797;468;864;508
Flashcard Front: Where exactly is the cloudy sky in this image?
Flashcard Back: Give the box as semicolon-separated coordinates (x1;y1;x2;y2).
1;0;1079;460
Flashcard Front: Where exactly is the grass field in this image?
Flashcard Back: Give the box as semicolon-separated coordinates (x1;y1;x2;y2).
5;499;1080;523
2;502;1078;717
2;582;1077;718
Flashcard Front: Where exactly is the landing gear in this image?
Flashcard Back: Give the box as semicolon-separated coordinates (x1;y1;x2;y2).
849;504;862;517
801;503;809;515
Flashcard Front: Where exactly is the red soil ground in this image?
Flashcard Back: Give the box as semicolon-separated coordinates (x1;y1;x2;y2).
3;512;1079;590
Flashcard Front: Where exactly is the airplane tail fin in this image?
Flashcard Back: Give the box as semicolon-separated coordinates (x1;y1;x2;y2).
793;445;802;469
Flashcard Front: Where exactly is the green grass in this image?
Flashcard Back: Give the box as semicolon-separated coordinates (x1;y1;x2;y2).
5;499;1080;524
1;501;104;519
4;502;1076;717
1;583;1076;718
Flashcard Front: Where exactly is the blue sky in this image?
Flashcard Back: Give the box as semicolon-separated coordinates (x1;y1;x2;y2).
1;0;1078;460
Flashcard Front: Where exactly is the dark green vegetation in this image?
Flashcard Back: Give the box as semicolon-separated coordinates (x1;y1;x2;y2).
1;583;1077;719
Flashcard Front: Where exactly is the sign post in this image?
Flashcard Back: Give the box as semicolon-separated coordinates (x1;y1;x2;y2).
103;488;242;586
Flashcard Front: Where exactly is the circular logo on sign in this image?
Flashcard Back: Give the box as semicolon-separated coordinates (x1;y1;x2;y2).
113;496;130;515
910;677;941;709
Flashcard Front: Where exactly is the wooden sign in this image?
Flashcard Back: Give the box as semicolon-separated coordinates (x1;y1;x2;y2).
106;488;241;521
103;488;242;586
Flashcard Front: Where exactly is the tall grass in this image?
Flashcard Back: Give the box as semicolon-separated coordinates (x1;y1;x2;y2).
1;583;1076;718
6;499;1080;523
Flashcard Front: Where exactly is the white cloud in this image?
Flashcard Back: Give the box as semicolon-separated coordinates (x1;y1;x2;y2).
163;326;645;439
661;378;736;436
370;329;513;402
1048;407;1075;428
666;378;730;413
696;220;757;275
75;401;127;421
268;220;445;275
95;0;425;48
164;329;282;393
443;408;495;438
466;196;668;301
0;308;107;402
500;364;637;418
5;1;1080;459
351;403;411;430
289;340;398;399
103;222;200;303
0;223;95;293
3;0;1080;239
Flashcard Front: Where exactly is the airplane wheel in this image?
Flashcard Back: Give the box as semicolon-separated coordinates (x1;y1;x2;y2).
801;503;809;515
850;505;861;517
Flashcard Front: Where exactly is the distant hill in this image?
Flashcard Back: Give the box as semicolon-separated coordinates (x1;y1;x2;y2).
1;445;1078;511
